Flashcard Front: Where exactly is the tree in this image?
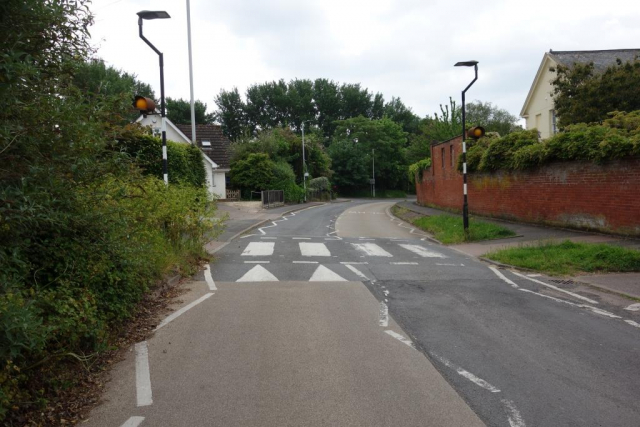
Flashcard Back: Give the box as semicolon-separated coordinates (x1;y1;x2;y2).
465;101;522;136
214;87;247;140
326;140;370;191
230;153;276;193
384;97;420;134
166;97;214;125
313;78;342;139
552;59;640;128
287;78;315;132
331;116;407;191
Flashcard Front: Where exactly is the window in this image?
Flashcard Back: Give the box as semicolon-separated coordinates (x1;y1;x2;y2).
450;145;454;167
441;147;445;169
550;110;558;134
202;140;211;147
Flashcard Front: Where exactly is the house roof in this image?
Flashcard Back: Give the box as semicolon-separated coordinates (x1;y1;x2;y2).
520;48;640;117
549;48;640;72
175;124;231;169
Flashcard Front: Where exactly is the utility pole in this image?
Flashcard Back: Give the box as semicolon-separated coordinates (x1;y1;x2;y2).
302;122;307;202
372;148;375;198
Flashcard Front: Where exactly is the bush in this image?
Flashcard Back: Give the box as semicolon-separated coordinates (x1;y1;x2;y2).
408;158;432;183
308;176;331;191
478;129;539;171
115;128;206;187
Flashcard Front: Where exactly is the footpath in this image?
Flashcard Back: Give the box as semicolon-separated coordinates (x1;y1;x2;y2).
396;201;640;300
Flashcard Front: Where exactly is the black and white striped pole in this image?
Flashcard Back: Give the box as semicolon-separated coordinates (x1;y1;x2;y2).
137;10;171;185
454;60;479;237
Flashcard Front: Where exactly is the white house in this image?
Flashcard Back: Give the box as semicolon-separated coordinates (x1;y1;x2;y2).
520;49;640;140
136;116;230;199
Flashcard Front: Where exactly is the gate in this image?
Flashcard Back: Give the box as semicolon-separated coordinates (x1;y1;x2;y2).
261;190;284;208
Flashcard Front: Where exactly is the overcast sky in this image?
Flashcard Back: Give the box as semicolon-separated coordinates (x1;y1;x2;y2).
90;0;640;121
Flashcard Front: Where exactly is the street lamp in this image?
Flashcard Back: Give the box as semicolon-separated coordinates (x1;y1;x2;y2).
137;10;171;184
301;122;307;202
454;60;479;237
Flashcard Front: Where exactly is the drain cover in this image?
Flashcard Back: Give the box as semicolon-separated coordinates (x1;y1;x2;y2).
550;279;578;286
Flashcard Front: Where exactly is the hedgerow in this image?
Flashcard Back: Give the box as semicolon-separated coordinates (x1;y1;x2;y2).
458;111;640;173
0;0;221;422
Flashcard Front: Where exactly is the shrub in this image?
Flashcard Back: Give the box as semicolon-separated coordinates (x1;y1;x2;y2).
408;158;432;183
308;176;331;191
478;129;539;171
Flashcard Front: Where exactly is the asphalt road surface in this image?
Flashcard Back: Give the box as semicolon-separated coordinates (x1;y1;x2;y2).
86;200;640;427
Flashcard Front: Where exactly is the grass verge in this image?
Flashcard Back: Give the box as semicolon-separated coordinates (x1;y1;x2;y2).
412;214;516;244
486;240;640;275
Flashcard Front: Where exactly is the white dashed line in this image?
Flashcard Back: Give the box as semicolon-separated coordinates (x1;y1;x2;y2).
379;302;389;327
624;320;640;328
431;353;501;393
135;342;153;407
489;266;519;288
391;262;419;265
204;264;217;291
155;293;214;331
624;303;640;312
340;261;368;265
502;399;526;427
385;330;414;348
344;264;370;281
120;416;145;427
511;271;598;304
244;261;270;264
293;260;318;264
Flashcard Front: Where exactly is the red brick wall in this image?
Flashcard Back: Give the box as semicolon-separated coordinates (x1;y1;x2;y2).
416;136;640;236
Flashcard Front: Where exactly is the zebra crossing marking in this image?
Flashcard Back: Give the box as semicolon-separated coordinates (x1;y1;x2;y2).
241;242;275;256
351;243;393;257
299;242;331;257
398;244;446;258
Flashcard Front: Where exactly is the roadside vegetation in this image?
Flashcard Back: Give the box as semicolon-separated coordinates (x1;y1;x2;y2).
0;1;222;423
391;206;515;244
486;241;640;276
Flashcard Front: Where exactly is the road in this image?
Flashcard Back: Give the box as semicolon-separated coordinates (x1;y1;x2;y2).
86;200;640;427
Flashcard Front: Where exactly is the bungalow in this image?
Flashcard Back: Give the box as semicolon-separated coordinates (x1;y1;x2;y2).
520;48;640;139
136;116;231;199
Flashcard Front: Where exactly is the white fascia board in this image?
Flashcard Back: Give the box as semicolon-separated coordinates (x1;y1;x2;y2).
520;53;554;117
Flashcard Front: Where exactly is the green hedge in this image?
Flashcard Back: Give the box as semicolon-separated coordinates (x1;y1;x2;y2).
408;158;432;183
459;111;640;173
116;129;206;187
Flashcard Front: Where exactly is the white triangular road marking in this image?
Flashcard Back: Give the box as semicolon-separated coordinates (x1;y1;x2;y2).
309;265;347;282
237;265;278;282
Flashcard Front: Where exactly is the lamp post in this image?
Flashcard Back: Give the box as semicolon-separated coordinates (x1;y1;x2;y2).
186;0;196;143
137;10;171;184
301;122;307;202
454;60;478;237
371;149;375;198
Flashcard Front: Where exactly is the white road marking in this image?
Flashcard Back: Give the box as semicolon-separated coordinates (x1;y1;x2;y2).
260;237;277;239
624;303;640;312
344;264;370;281
204;264;216;291
241;242;275;256
436;263;461;266
135;342;153;406
385;330;414;348
518;288;621;318
391;262;419;265
359;238;376;241
244;261;270;264
120;416;145;427
399;244;446;258
511;271;598;304
341;261;368;265
489;266;519;288
237;265;278;282
299;242;331;256
351;243;393;257
432;353;501;393
293;237;311;240
502;399;526;427
527;274;542;277
309;265;347;281
625;320;640;328
155;293;214;331
293;260;318;264
379;302;389;327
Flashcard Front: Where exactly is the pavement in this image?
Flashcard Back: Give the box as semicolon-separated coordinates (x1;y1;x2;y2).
396;200;640;299
84;199;640;427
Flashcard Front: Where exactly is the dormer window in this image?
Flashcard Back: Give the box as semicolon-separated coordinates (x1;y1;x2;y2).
202;140;211;147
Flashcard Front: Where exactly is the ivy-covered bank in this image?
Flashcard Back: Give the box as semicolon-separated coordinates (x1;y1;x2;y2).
0;1;222;423
458;111;640;173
